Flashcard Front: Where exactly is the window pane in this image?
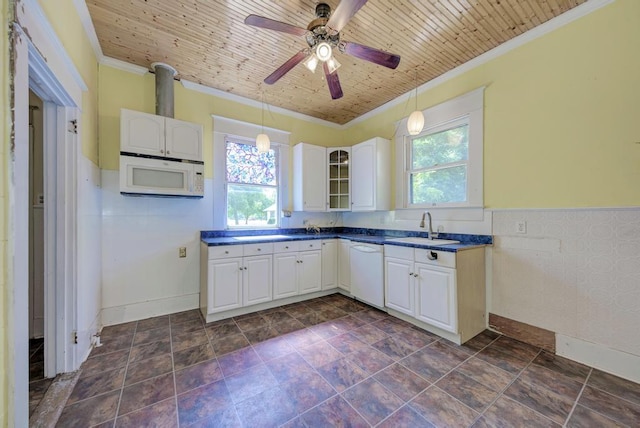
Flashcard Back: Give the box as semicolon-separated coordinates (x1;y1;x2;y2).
410;165;467;204
227;184;277;227
411;124;469;169
226;141;277;186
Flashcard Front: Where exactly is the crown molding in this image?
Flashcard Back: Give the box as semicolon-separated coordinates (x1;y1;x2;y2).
100;57;149;75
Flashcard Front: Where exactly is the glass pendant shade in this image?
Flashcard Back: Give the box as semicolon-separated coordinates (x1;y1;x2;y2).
256;133;270;153
316;42;332;62
407;110;425;136
326;56;341;74
304;55;319;73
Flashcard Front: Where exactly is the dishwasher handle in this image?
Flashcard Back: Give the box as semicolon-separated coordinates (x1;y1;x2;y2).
351;245;382;253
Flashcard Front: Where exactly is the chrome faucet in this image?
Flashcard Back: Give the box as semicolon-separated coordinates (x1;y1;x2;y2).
419;211;438;239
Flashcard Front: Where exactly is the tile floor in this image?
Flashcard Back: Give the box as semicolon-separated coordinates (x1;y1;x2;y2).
55;294;640;427
29;337;53;417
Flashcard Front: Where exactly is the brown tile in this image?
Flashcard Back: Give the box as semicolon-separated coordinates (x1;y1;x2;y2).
129;338;171;363
28;378;52;403
394;326;439;349
489;313;555;353
261;310;295;325
234;386;297;427
283;328;323;348
225;363;278;403
210;333;250;356
243;325;280;344
352;308;389;323
266;352;315;384
372;318;409;335
477;395;559;427
252;335;295;362
342;378;404;425
170;309;202;325
372;335;419;360
456;357;515;392
101;321;137;339
184;405;241;427
67;367;126;405
374;363;430;402
399;343;467;383
588;369;640;406
136;315;170;332
115;397;177;427
317;357;369;392
177;379;233;427
171;319;205;335
378;405;435;428
81;349;129;377
299;395;368;428
566;404;626;428
327;333;368;355
233;315;265;331
346;346;395;375
579;385;640;426
175;359;223;395
133;326;170;346
298;341;343;368
532;351;590;383
282;371;336;413
476;345;530;374
331;314;367;331
90;334;134;357
504;377;575;424
309;320;349;339
489;336;540;362
56;390;120;427
409;386;479;427
317;307;348;320
295;311;331;326
459;329;500;353
348;324;389;344
171;329;209;352
217;347;262;377
125;354;173;386
436;371;499;412
284;304;313;318
205;319;240;340
118;372;175;416
273;317;306;335
173;343;215;371
518;364;584;401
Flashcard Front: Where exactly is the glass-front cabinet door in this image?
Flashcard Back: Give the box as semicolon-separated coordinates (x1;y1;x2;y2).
327;148;351;211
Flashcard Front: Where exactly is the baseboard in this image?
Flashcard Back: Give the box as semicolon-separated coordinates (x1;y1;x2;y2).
556;334;640;384
489;313;555;353
101;293;199;326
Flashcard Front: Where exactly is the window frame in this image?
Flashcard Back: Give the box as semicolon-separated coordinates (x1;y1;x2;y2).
395;88;484;211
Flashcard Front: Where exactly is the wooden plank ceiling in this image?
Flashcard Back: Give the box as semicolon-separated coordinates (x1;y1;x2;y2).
86;0;587;124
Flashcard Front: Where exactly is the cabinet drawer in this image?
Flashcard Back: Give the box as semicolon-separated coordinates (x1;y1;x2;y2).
414;248;456;268
243;242;274;256
298;240;321;251
208;245;243;259
384;244;414;259
273;241;299;253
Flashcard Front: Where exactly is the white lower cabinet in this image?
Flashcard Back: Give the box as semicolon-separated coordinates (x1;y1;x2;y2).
207;257;243;313
273;240;322;299
321;239;338;290
242;255;273;306
338;239;351;291
384;245;485;344
273;252;299;299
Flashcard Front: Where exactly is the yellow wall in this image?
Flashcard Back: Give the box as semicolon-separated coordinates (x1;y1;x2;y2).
1;1;10;425
98;67;347;175
37;0;99;164
345;0;640;209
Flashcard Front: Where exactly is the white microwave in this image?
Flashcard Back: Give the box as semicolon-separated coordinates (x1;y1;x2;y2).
120;154;204;198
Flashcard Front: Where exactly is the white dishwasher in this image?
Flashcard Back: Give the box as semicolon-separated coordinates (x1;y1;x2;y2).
350;243;384;308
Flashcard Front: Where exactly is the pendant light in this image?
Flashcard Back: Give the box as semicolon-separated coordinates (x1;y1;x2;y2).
407;70;424;136
256;93;270;153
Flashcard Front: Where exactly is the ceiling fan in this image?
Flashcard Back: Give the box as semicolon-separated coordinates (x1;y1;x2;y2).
244;0;401;100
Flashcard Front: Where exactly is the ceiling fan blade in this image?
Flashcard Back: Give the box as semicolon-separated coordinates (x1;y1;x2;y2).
342;41;401;69
264;50;308;85
326;0;368;34
244;14;307;37
323;62;343;100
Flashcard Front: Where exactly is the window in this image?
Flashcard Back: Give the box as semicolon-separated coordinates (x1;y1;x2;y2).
396;88;484;210
225;138;278;228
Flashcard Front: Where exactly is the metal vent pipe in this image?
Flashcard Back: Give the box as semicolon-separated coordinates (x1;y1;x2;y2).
151;62;178;118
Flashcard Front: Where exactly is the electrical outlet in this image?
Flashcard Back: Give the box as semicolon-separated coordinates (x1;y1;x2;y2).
179;247;187;258
516;221;527;234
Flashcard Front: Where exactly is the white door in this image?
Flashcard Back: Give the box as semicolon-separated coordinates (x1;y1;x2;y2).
243;255;273;306
338;239;351;291
165;117;202;161
321;240;338;290
274;252;299;299
120;109;164;156
298;250;322;294
384;257;414;316
208;258;243;313
415;263;457;333
351;139;375;211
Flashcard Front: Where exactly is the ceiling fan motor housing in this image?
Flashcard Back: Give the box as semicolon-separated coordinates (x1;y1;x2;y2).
315;3;331;18
306;3;339;49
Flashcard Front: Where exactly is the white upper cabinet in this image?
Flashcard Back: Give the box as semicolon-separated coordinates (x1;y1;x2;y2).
121;109;203;162
351;137;391;211
327;148;351;211
293;143;327;211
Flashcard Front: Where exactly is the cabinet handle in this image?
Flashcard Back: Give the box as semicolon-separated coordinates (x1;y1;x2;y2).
160;149;164;154
427;251;438;261
285;246;289;249
257;248;261;251
414;273;419;277
225;251;229;254
239;267;243;271
166;150;170;154
244;267;248;270
309;244;313;247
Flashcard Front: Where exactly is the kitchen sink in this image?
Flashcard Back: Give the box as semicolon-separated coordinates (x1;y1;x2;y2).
233;235;290;241
385;237;460;245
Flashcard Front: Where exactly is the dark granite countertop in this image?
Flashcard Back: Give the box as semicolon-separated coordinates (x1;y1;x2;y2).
200;227;492;253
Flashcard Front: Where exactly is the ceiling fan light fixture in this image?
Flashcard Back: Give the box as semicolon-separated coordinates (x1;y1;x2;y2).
326;56;341;74
303;54;319;73
256;133;271;153
316;42;332;62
